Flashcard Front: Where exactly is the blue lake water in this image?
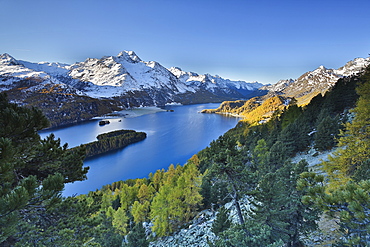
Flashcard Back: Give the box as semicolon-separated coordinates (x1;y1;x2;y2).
39;103;240;196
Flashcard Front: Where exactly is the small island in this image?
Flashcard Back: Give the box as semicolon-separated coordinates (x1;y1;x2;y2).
99;120;110;125
82;129;146;158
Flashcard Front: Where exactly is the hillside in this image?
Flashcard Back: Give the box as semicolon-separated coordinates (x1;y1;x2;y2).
202;57;370;124
1;57;369;246
0;52;264;127
261;57;370;105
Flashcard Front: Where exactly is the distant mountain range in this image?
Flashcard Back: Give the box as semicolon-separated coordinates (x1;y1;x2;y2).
0;51;263;104
260;57;370;105
0;51;369;127
202;57;370;123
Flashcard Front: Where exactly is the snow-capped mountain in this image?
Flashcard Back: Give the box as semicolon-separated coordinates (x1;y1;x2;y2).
0;51;263;105
261;79;295;93
67;51;194;99
261;57;370;103
169;67;263;97
0;51;264;126
0;53;84;96
2;50;369;126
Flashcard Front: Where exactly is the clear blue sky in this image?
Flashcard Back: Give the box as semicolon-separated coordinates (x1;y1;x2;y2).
1;0;369;84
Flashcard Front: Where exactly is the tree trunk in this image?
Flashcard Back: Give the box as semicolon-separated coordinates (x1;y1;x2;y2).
225;171;245;225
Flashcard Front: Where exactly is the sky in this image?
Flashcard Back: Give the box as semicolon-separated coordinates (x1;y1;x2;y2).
1;0;370;84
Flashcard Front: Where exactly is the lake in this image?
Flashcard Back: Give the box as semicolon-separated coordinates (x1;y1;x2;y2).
39;103;240;196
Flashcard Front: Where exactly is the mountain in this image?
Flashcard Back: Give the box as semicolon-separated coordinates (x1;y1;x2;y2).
0;51;264;126
202;57;370;123
0;53;123;127
169;67;263;98
261;57;370;105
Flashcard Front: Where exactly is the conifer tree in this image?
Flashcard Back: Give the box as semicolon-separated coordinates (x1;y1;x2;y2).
299;66;370;245
150;184;172;237
299;173;370;246
211;206;231;235
314;115;339;151
213;222;284;247
124;222;149;247
112;207;130;235
132;200;151;224
322;66;370;187
250;160;318;246
150;161;203;236
208;136;249;226
0;93;88;245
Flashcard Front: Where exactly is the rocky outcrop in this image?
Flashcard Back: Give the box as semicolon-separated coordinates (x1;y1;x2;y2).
149;210;216;247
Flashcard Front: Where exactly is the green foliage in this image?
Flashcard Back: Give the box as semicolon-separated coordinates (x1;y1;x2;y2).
212;221;284;247
207;136;252;225
13;195;113;246
0;93;89;245
124;222;149;247
250;160;318;246
150;161;203;236
86;158;203;239
83;130;146;158
112;207;130;235
314;115;339;151
322;66;370;187
300;173;370;246
280;103;302;129
298;66;370;245
211;206;231;235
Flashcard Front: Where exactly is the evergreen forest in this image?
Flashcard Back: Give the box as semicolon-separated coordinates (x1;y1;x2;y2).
1;65;370;246
82;129;147;158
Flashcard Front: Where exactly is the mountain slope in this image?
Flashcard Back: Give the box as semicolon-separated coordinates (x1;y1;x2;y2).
0;51;264;126
261;57;370;105
202;57;370;123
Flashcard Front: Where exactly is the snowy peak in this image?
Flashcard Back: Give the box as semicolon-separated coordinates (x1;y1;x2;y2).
261;79;295;92
19;60;70;76
68;51;191;95
0;53;21;66
335;57;370;76
116;50;142;63
168;66;263;95
0;50;265;106
263;56;370;104
0;53;50;83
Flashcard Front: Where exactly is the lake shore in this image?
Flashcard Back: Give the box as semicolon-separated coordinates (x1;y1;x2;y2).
96;106;167;119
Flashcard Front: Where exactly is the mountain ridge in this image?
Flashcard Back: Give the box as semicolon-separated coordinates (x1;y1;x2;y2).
0;51;265;126
1;51;369;127
260;57;370;105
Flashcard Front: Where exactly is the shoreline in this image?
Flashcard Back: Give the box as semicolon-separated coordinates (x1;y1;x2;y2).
95;106;167;119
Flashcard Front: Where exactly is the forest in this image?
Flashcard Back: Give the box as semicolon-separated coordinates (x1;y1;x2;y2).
0;65;369;246
82;129;147;158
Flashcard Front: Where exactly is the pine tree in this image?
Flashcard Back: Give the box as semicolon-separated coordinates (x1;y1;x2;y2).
299;173;370;246
132;200;150;224
297;68;370;244
208;136;249;226
124;222;149;247
213;221;284;247
150;160;203;237
250;160;318;246
322;66;370;187
150;184;172;237
0;93;87;245
314;115;339;151
211;206;231;235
